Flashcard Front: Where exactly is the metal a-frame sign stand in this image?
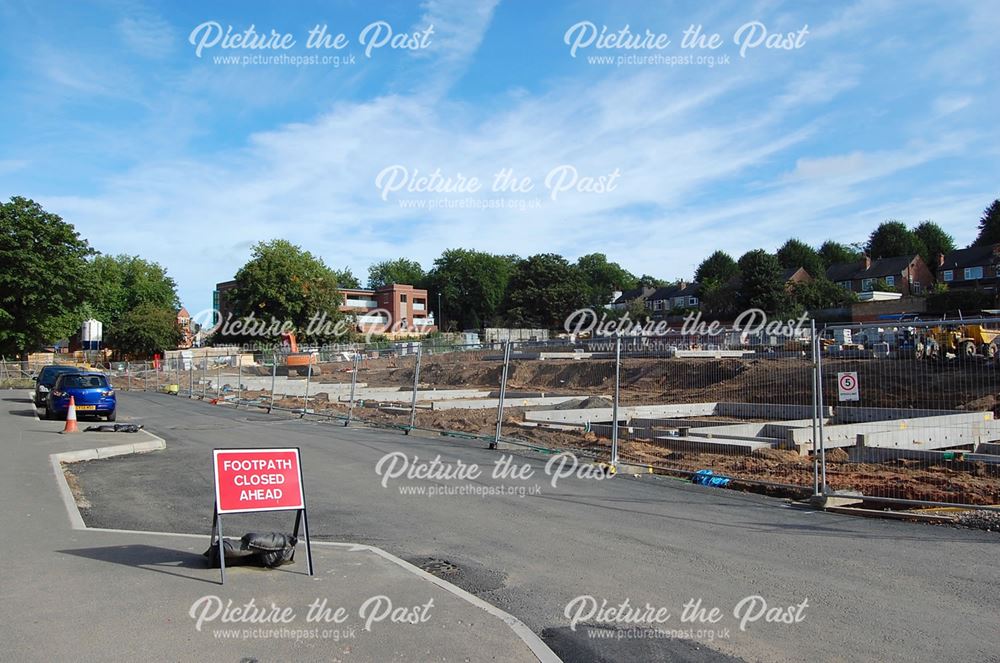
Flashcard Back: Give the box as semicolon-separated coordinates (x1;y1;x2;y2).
211;447;314;585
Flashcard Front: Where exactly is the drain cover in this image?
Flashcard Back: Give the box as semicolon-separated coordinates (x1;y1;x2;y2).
417;558;460;575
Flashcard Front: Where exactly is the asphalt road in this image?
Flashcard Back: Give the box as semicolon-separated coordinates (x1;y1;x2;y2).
70;392;1000;663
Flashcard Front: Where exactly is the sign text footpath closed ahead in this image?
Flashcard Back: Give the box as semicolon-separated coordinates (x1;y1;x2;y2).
213;448;305;514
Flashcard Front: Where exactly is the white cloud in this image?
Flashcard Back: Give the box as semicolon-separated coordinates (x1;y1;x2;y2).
118;14;176;58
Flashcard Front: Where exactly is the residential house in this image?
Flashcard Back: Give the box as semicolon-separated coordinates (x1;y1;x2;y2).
781;267;813;286
934;244;1000;291
826;255;932;296
645;281;701;317
611;285;658;310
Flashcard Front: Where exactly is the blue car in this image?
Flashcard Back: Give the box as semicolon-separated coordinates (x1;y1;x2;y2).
45;372;117;421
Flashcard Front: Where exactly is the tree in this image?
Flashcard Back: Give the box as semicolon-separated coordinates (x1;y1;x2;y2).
575;253;637;307
87;254;179;324
695;251;739;284
424;249;517;330
866;221;926;259
334;268;360;289
0;197;94;357
776;239;824;280
818;240;860;269
367;258;425;289
227;239;345;342
504;254;589;328
637;274;667;288
912;221;955;265
105;303;183;358
790;279;857;311
736;250;788;313
973;199;1000;247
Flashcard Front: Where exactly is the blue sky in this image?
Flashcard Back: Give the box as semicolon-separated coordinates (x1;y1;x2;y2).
2;0;998;317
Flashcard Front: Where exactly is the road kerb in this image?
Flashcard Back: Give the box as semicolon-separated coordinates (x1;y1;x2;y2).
47;425;561;663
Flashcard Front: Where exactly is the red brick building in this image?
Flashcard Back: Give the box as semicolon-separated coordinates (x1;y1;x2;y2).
339;284;436;334
214;280;436;335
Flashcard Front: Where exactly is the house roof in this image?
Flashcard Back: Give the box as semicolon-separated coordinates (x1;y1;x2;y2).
613;287;647;305
940;244;999;271
648;282;701;301
826;255;919;281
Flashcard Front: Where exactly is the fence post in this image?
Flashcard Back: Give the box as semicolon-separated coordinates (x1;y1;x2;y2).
301;362;311;418
406;345;422;434
345;352;360;426
189;355;194;398
268;352;277;413
236;355;242;408
811;320;820;496
143;366;147;391
610;335;622;468
217;363;222;399
127;362;131;391
816;325;828;494
491;341;512;449
154;360;159;393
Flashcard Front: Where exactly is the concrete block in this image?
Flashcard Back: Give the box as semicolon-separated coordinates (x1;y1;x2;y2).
653;435;774;454
715;403;832;419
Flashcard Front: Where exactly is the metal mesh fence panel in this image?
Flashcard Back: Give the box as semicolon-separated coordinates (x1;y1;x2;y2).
817;319;1000;507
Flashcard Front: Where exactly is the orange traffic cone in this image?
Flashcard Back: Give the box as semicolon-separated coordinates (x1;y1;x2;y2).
61;395;80;434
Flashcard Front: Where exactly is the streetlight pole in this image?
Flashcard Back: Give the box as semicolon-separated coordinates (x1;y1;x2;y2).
437;292;443;332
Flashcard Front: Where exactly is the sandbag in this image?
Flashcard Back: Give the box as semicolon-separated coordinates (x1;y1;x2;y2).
203;532;297;568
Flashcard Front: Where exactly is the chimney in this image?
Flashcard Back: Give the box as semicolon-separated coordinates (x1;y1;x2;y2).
861;254;871;271
935;252;945;268
678;280;687;291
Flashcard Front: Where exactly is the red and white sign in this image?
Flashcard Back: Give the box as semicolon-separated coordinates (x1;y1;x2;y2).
213;448;305;514
837;372;859;402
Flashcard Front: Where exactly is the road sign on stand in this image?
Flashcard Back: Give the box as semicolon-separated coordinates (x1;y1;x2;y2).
210;448;313;584
838;372;859;402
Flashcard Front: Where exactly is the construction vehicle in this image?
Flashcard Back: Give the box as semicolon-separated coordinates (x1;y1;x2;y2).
280;331;322;376
915;324;1000;360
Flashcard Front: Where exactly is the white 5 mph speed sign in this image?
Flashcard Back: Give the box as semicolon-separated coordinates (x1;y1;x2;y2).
837;372;859;401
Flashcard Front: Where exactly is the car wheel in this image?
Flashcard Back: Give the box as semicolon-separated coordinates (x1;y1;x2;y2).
106;410;116;422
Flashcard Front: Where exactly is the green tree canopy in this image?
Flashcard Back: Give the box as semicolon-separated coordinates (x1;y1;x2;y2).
0;197;94;357
790;278;857;311
424;249;517;330
575;253;638;307
694;250;739;284
333;268;360;289
817;240;861;270
105;303;183;358
973;199;1000;247
504;254;589;328
736;250;787;313
637;274;667;288
367;258;425;289
776;239;824;280
912;221;955;265
87;254;179;324
228;239;345;342
866;221;926;260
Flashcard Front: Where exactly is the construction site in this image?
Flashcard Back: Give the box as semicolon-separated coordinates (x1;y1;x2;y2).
110;328;1000;510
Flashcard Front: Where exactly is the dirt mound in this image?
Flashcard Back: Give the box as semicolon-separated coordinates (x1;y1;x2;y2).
552;396;613;410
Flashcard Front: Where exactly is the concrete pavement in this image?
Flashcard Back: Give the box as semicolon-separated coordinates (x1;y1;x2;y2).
66;391;1000;663
0;391;553;662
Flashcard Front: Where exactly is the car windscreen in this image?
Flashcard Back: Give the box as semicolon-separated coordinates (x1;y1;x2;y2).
39;366;77;385
58;374;109;389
